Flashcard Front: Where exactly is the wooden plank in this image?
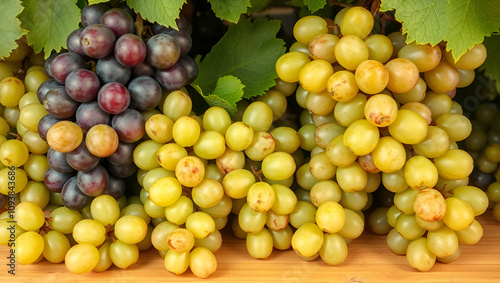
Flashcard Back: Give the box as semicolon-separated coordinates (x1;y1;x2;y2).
1;213;499;282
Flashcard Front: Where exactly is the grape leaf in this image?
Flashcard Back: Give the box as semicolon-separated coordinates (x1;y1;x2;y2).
19;0;81;58
247;0;271;14
193;76;245;116
88;0;108;4
0;0;26;59
303;0;327;13
380;0;500;61
208;0;251;23
480;35;500;93
193;17;286;105
127;0;186;30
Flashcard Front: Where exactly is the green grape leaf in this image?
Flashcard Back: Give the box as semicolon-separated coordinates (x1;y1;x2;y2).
127;0;186;30
303;0;327;13
0;0;26;59
480;35;500;93
380;0;500;61
208;0;251;23
193;17;286;104
19;0;81;58
88;0;109;4
247;0;271;14
193;76;245;116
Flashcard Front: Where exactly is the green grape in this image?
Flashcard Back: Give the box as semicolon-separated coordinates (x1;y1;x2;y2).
385;58;420;93
15;231;43;264
245;132;276;161
142;168;175;192
435;176;469;192
93;240;112;272
476;153;498;174
316;201;344;233
269;225;293;250
421;92;453;122
386;205;402;227
325;134;357;167
65;243;99;274
200;193;232;218
270;126;300;154
145;114;174;143
371;136;406;173
120;203;151;224
305;90;336;116
327;70;359;102
19;102;47;132
222;168;256;199
386;228;410;255
340;190;368;211
398;42;442;72
292;222;324;257
442;197;475;231
172;116;200;147
238;202;266;233
195;229;223;252
413;188;446;222
313;121;345;150
15;201;44;231
215;148;246;174
192;178;224;208
265;209;288;231
319;233;348;265
393;78;427;104
338;208;364;239
424;60;460;94
340;6;373;39
413;126;450;158
487;181;500;202
0;77;25;107
257;89;288;121
298;124;316;151
22;130;50;154
3;106;19;127
269;184;296;215
456;68;475;88
455;219;483;245
246;228;273;259
205;163;225;183
149;176;182;207
186;211;215;239
293;15;328;45
465;130;488;152
0;219;24;245
368;207;391;235
242;101;273;133
404;155;438;190
151;220;179;251
309;33;339;63
246;181;275;212
343;119;379;156
73;219;106;246
110;239;139;269
295;162;319;190
261;152;296;181
165;195;193;225
334;35;369;70
388;109;428;144
19;181;49;208
333;93;366;127
355;60;389;95
406;237;436;271
452;186;489;216
166;228;195;253
0;139;29;167
190;247;217;278
364;34;393;63
308;151;336;180
48;206;82;234
193;130;226;160
114;215;148;244
90;195;120;226
415;214;443;231
444;43;487;70
225;121;254;151
435;113;472;142
299;59;333;93
162;90;192;121
336;161;367;193
310;180;342;207
22;154;48;182
164;249;190;275
133;140;162;170
434;149;473;180
289;200;316;228
395;213;425;240
202;106;231;135
427;225;459;258
42;230;70;263
272;78;297;96
175;156;205;187
382;169;409;193
275;51;311;83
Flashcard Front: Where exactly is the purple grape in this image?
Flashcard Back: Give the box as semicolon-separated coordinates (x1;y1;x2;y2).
96;54;131;85
107;141;134;166
80;24;116;59
67;141;100;172
177;56;198;84
103;174;126;199
65;69;101;102
44;167;75;193
127;76;162;110
163;29;192;56
111;109;145;143
75;100;111;132
77;164;109;197
81;3;109;27
114;34;147;67
49;52;87;84
131;61;155;78
107;162;137;178
146;33;181;69
100;8;135;38
97;82;130;114
66;28;89;59
47;148;74;173
43;86;79;119
44;53;59;79
37;79;62;103
62;176;92;211
38;114;62;141
155;62;188;91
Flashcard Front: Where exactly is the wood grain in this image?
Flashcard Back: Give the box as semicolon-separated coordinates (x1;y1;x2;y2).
1;213;499;282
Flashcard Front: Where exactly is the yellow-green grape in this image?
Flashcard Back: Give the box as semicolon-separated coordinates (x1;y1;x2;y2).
0;77;25;107
22;130;49;154
406;237;436;272
19;101;46;131
162;90;192;121
24;68;49;92
433;149;473;180
15;231;44;264
292;222;324;257
316;201;344;233
0;62;14;80
145;114;174;143
222;168;256;199
299;59;333;93
413;126;450;158
275;51;311;83
452;186;488;216
245;132;276;161
424;60;460;94
261;152;296;181
398;43;442;72
200;193;232;219
295;162;319;190
4;106;20;127
364;94;398;128
120;203;151;224
48;206;82;234
320;233;348;265
314;121;345;149
269;184;296;215
268;224;293;250
149;176;182;207
257;89;288;121
392;78;427;104
193;130;226;160
247;182;275;212
265;209;288;231
386;228;410;255
385;58;420;93
415;214;443;231
289;201;317;228
325;134;357;167
175;156;205;187
156;143;187;172
42;230;71;263
192;178;224;208
15;201;44;231
336;161;367;193
186;211;215;239
333;93;366;127
272;78;297;97
309;34;339;63
0;139;29;167
404;155;438;190
371;136;405;173
334;35;369;70
388;109;428;144
340;6;374;39
327;70;359;102
270;126;300;154
172;116;200;147
455;219;483;245
308;151;336;180
202;106;231;135
289;41;311;56
421;92;453;122
73;219;106;246
242;101;273;133
65;243;100;274
19;181;49;208
22;154;49;182
309;180;342;207
305;90;336;116
246;228;273;259
444;43;487;70
343;118;379;156
93;240;112;272
395;213;425;240
238;202;266;233
190;247;217;278
393;188;418;215
225;121;254;151
166;228;194;253
293;15;328;45
413;188;446;222
151;220;179;251
435;113;472;142
456;68;475;88
364;34;393;63
427;225;459;258
355;60;389;95
386;206;402;227
109;239;139;269
164;249;190;275
114;215;148;244
442;197;475;231
340;190;368;211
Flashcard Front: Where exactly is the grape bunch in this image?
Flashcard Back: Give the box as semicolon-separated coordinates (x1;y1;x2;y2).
275;5;489;271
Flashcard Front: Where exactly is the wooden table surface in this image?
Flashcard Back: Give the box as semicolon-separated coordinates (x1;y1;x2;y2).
1;212;499;283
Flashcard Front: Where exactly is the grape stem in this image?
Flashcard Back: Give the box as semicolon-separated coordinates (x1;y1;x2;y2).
246;157;263;182
7;132;22;141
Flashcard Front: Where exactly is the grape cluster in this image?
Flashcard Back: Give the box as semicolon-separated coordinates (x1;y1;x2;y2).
275;6;489;271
